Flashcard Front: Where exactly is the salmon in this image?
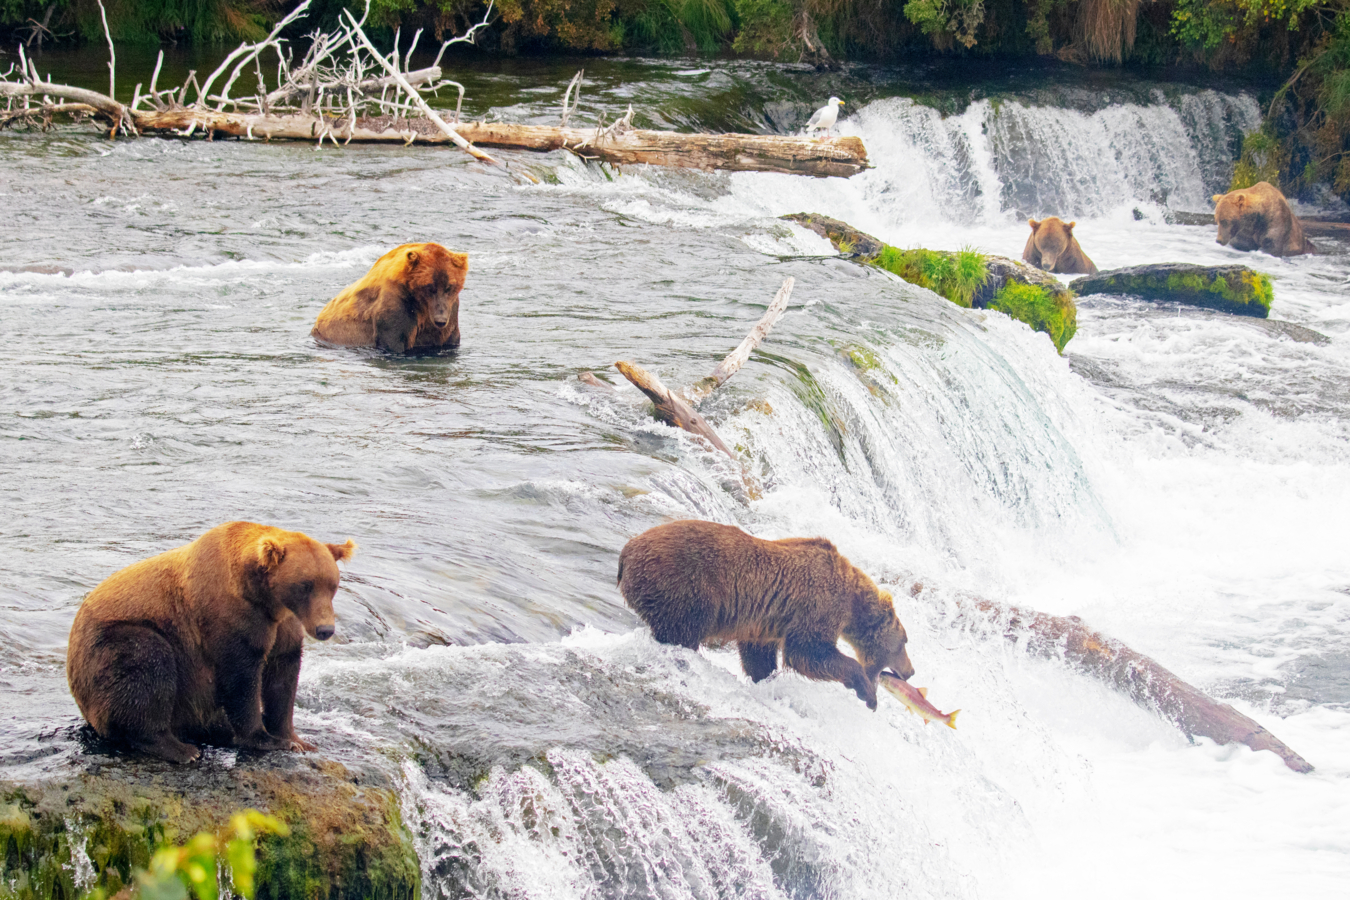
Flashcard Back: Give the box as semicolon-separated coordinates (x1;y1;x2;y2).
879;671;959;729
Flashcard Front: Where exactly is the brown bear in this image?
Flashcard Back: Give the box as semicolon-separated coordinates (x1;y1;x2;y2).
617;520;914;709
312;242;467;353
67;522;356;763
1212;182;1315;257
1023;217;1098;275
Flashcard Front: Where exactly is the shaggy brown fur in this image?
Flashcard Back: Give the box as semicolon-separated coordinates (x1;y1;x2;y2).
67;522;356;763
617;520;914;709
1023;217;1098;274
1212;182;1315;257
312;242;468;352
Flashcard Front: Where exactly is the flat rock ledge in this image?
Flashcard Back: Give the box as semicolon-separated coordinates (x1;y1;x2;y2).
1074;263;1273;318
0;751;419;900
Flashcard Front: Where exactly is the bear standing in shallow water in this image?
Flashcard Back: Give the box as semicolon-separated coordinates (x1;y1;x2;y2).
1022;217;1098;274
312;242;467;353
1212;182;1315;257
67;522;355;763
618;520;915;709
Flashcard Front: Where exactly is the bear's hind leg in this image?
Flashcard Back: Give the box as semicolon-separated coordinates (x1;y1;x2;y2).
783;636;877;709
738;641;779;682
91;624;201;763
261;616;313;751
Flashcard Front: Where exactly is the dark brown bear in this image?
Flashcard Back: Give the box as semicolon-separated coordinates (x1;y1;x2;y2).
311;242;467;352
1023;217;1098;274
1212;182;1315;257
67;522;356;763
618;520;915;709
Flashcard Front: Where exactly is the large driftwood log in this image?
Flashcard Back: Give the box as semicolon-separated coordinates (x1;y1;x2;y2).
125;110;868;177
602;277;794;457
949;593;1312;773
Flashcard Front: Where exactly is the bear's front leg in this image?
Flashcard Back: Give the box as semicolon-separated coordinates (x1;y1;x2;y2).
783;636;878;709
261;616;315;751
217;634;291;752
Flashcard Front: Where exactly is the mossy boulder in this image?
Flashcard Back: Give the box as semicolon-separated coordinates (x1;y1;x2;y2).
1074;263;1273;318
782;212;1078;352
0;752;420;900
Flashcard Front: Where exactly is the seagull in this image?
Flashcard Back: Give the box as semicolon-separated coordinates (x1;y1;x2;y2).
804;97;844;139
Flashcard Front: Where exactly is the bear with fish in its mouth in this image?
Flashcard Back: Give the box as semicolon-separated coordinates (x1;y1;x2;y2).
618;520;915;709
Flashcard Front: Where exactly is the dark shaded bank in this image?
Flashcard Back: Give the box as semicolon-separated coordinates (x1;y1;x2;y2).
2;0;1346;201
0;746;419;900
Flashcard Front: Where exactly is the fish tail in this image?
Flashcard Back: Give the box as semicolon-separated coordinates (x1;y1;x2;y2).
946;710;960;730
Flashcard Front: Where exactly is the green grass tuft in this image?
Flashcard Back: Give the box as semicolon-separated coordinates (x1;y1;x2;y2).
873;245;988;308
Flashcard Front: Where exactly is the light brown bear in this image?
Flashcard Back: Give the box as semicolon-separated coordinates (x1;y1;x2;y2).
617;520;915;709
67;522;355;763
312;242;467;353
1212;182;1315;257
1023;217;1098;274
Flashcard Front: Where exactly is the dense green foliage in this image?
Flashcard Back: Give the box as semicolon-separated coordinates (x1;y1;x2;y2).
2;0;1347;197
874;245;989;308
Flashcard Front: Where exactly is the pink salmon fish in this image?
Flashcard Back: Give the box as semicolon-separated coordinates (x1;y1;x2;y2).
879;671;959;729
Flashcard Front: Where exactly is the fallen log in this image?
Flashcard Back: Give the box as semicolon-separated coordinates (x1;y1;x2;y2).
1074;263;1273;318
126;110;869;177
614;361;735;458
603;277;794;458
784;213;1078;352
945;591;1312;773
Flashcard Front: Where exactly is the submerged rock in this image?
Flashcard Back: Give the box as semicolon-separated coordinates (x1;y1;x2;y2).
783;213;1078;352
0;747;419;900
1074;263;1273;317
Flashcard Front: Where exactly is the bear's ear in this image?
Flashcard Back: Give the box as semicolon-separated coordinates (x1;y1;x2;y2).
1235;194;1248;210
1066;221;1076;231
1212;194;1225;205
258;537;287;572
448;251;468;270
405;249;420;267
1028;218;1040;230
327;539;357;563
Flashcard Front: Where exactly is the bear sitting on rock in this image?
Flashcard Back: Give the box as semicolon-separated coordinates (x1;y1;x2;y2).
618;520;914;709
1023;217;1098;275
67;522;355;763
1212;182;1315;257
312;242;467;353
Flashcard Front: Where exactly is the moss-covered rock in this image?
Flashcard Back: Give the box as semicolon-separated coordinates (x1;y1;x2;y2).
1074;263;1273;318
782;212;1078;352
0;754;420;900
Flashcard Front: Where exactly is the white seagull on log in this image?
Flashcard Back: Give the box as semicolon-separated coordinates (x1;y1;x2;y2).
804;97;844;139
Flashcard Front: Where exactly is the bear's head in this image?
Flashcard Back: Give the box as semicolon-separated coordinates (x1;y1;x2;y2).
848;588;915;686
254;531;356;641
1212;190;1256;250
400;243;468;330
1027;217;1076;271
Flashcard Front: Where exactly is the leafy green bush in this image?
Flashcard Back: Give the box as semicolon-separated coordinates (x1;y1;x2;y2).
874;245;988;307
987;280;1077;352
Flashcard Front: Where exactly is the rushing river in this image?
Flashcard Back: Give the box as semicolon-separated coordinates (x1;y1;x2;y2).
2;55;1349;897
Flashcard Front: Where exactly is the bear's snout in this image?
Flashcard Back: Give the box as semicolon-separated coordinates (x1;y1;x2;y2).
314;624;335;641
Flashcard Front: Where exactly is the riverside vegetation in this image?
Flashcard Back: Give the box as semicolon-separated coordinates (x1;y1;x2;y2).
3;0;1348;201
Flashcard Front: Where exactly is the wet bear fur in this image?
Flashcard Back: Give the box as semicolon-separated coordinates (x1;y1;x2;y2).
312;242;468;352
1023;217;1098;275
1212;182;1315;257
67;522;356;763
617;520;915;709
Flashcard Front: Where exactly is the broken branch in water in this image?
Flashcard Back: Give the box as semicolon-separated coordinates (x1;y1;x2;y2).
607;277;795;459
944;591;1313;773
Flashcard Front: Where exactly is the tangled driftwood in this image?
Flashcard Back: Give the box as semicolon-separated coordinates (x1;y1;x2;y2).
1;3;869;177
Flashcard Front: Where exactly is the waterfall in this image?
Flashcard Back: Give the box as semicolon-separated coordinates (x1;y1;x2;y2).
746;90;1260;234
